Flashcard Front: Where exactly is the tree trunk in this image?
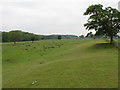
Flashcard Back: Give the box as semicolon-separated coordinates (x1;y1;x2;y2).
110;36;113;44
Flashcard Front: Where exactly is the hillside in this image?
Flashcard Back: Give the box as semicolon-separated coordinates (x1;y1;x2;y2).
2;39;118;88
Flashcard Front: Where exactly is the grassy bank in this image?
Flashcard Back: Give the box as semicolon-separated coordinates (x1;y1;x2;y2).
2;39;118;88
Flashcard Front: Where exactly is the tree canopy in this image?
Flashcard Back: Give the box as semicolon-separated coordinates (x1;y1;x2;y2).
58;35;62;40
84;4;120;43
9;30;23;44
2;30;78;43
86;32;94;38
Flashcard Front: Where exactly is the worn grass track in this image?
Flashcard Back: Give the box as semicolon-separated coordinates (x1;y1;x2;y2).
2;39;118;88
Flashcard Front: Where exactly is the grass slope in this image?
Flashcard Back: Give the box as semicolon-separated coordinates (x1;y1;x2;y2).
2;39;118;88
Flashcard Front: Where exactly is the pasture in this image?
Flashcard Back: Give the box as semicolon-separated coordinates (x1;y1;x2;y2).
2;39;118;88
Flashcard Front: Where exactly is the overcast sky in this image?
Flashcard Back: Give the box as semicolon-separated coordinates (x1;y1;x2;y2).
0;0;119;36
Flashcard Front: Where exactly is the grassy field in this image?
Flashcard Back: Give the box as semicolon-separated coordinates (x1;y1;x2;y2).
2;39;118;88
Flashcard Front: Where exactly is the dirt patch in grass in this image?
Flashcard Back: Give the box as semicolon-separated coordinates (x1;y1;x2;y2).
5;59;14;63
39;62;43;64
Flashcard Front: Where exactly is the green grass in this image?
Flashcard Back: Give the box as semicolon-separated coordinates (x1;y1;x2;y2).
114;39;119;42
2;39;118;88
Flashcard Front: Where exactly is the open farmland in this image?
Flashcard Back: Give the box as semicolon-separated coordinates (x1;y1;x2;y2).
2;39;118;88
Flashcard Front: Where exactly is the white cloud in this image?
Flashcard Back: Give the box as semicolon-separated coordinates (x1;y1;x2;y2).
0;0;119;36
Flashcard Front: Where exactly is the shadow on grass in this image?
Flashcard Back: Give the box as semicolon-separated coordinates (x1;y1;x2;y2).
93;43;115;49
2;43;25;46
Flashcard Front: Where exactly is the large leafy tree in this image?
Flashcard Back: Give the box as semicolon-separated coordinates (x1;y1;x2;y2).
84;4;120;43
9;30;23;44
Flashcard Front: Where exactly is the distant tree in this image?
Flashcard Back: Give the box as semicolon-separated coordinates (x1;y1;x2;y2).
1;30;80;42
41;36;44;40
9;30;23;44
2;32;9;42
23;32;31;41
84;4;120;43
79;35;84;38
58;35;62;40
30;34;36;43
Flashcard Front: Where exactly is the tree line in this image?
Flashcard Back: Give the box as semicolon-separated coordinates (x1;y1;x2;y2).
2;30;43;44
2;30;79;44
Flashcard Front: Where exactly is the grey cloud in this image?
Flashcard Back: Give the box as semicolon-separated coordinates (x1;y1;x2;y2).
1;0;119;36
